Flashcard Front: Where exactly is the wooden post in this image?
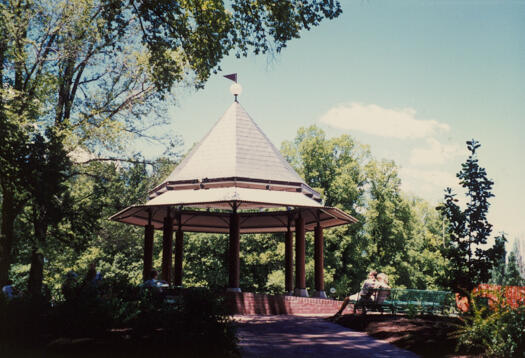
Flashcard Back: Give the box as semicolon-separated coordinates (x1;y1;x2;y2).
143;224;154;281
161;210;173;283
313;223;327;298
294;214;308;297
284;216;294;295
173;222;184;287
227;207;241;292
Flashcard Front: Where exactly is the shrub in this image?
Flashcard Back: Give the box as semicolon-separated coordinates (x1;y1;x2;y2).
456;291;525;357
0;294;51;351
1;278;239;358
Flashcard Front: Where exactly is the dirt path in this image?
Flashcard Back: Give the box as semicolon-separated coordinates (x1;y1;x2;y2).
235;315;419;358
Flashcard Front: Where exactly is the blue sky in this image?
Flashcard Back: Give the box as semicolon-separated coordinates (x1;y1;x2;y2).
150;1;524;245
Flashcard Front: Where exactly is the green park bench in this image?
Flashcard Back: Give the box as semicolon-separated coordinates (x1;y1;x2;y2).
351;288;455;315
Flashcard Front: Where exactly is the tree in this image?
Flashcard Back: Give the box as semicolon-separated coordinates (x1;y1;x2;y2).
504;250;524;286
281;126;371;292
438;139;505;295
402;197;448;289
280;125;447;293
492;239;525;287
0;0;343;287
364;160;410;270
24;130;72;296
20;158;175;297
512;238;525;282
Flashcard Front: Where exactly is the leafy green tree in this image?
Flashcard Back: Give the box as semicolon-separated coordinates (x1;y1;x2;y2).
361;161;447;289
281;125;448;293
402;197;448;289
181;231;285;293
490;236;507;286
24;130;72;296
182;233;229;291
0;0;343;287
516;239;525;279
281;126;371;293
365;160;410;270
0;114;30;285
492;240;525;287
438;139;505;295
25;158;175;297
504;249;525;286
281;125;369;208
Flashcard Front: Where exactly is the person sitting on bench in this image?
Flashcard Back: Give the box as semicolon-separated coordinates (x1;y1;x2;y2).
143;270;164;292
374;272;391;305
330;270;378;319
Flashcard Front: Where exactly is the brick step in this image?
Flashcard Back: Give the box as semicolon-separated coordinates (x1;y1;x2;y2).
224;292;344;315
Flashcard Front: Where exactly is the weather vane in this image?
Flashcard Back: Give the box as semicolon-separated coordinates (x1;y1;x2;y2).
224;73;242;102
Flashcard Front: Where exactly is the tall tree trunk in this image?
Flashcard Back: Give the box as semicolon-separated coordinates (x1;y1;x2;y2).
0;190;15;284
28;249;45;297
0;32;12;285
0;186;22;284
28;214;47;297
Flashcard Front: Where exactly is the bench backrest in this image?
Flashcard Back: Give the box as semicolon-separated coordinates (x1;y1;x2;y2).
358;288;390;304
389;288;453;305
375;288;391;304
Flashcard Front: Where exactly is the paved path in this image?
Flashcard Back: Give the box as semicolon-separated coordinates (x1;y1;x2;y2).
235;315;419;358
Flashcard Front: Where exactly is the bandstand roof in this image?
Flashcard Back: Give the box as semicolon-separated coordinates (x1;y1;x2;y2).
110;97;357;232
152;102;305;191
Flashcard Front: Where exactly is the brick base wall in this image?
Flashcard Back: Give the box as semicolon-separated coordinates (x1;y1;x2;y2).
224;292;344;315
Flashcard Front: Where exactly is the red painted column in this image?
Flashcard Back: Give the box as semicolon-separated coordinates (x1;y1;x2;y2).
228;208;241;292
173;227;184;287
161;212;173;283
314;223;327;298
143;224;154;281
294;214;308;297
285;219;294;295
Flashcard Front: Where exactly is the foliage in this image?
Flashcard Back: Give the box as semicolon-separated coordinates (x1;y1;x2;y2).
491;238;525;287
364;160;414;284
8;159;172;299
281;125;370;292
282;125;447;293
183;233;229;290
241;233;284;292
504;250;525;286
3;124;454;303
405;303;419;319
0;0;342;293
391;196;448;290
456;291;525;357
0;279;238;358
182;232;285;293
438;140;505;295
281;125;369;209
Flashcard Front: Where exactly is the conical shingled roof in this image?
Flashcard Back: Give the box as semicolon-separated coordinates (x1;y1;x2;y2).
164;102;303;185
110;99;358;232
148;101;320;203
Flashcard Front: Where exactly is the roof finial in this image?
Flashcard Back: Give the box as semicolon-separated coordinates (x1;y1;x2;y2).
224;73;242;102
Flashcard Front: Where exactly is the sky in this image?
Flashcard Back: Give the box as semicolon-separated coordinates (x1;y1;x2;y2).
143;1;524;247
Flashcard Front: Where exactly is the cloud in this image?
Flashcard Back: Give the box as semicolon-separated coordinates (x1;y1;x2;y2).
398;167;463;203
319;102;450;139
400;168;457;190
410;138;465;166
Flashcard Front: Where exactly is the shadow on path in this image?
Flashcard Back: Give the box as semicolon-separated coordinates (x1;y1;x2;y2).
235;315;419;358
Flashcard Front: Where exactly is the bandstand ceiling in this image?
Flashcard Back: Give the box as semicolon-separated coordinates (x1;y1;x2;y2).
110;204;357;234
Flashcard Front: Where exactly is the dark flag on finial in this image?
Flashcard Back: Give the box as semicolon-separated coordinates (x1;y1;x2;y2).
224;73;237;83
